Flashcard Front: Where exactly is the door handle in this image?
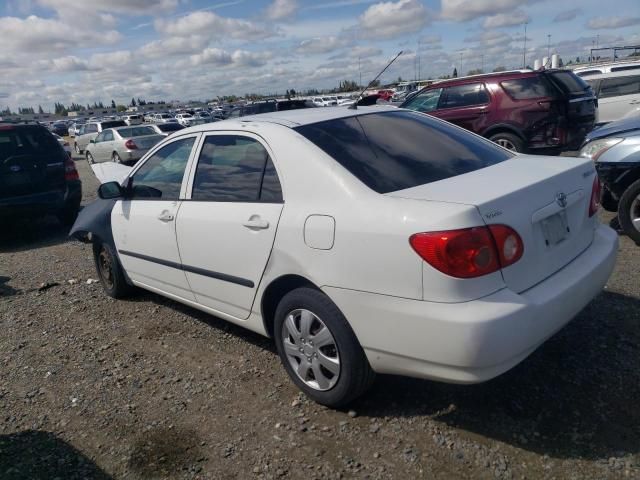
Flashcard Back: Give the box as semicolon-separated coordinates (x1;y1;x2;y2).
243;216;269;230
157;211;174;222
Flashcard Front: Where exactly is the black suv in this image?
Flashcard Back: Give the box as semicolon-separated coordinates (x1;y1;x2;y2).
0;123;81;225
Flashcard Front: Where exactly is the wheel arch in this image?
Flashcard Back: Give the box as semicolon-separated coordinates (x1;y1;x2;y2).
482;124;526;141
260;274;319;338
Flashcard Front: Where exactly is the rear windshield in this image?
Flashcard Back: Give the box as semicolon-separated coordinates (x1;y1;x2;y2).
117;126;156;138
157;123;184;132
500;76;558;99
547;71;590;96
0;127;62;161
294;111;513;194
102;120;126;129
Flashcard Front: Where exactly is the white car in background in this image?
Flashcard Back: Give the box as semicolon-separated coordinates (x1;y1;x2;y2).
585;70;640;124
175;113;195;126
73;106;617;407
53;133;72;156
122;114;143;126
153;113;176;124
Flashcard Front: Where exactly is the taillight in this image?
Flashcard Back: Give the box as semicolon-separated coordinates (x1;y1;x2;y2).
124;139;138;150
64;157;79;181
409;225;524;279
589;176;601;217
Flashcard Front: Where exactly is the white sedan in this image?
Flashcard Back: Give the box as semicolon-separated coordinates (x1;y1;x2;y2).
71;106;618;407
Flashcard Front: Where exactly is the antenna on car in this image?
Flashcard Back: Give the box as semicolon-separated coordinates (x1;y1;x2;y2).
349;50;403;110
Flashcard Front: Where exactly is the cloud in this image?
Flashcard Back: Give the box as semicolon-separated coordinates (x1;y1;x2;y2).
587;16;640;30
441;0;541;22
358;0;430;39
553;8;581;23
265;0;298;20
38;0;178;15
296;35;351;54
189;48;272;68
155;11;276;41
49;56;89;72
419;34;441;45
139;36;209;58
482;10;530;28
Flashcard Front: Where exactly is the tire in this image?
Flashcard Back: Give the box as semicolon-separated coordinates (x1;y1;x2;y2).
112;152;122;163
617;179;640;245
74;143;81;155
274;287;375;408
489;132;525;153
56;200;80;227
92;241;134;298
86;152;94;164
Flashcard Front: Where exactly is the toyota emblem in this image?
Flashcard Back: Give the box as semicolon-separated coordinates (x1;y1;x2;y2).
9;165;21;172
556;192;568;208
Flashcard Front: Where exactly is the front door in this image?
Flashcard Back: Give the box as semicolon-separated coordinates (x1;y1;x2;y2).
111;135;199;300
176;133;284;319
430;82;491;132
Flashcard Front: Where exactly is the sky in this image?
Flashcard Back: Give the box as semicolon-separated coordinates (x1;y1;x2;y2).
0;0;639;111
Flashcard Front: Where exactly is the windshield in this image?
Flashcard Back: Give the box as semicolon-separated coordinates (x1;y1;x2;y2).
294;111;513;194
0;126;62;161
548;71;591;96
102;120;126;129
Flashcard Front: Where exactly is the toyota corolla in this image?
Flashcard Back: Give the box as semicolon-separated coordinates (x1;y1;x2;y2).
71;106;618;407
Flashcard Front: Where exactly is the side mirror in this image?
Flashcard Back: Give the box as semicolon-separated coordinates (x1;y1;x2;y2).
90;139;95;144
98;181;124;199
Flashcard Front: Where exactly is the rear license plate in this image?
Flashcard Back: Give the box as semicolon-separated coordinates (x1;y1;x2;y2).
541;211;569;246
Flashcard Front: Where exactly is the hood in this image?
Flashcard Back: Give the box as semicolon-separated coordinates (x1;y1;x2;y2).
586;116;640;142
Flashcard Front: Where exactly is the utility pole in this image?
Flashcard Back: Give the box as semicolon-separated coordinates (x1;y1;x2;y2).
547;34;551;59
481;54;484;73
522;22;528;68
459;52;463;76
358;56;362;88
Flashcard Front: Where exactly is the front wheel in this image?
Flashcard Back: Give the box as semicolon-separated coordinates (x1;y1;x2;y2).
489;132;525;153
86;152;94;164
617;179;640;244
93;241;134;298
75;143;81;155
274;287;375;408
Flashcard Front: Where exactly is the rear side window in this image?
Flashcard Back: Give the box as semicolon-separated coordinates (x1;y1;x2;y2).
117;126;156;138
599;75;640;99
158;123;184;132
440;83;489;109
500;76;558;99
0;127;62;161
547;71;590;96
102;121;126;129
192;136;283;202
294;111;513;194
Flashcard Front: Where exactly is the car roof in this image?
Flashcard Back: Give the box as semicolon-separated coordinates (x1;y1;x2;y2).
234;105;398;127
581;69;640;80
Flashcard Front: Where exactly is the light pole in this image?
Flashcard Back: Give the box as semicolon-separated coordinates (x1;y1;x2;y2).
547;34;551;60
522;22;528;68
358;56;362;88
459;52;463;76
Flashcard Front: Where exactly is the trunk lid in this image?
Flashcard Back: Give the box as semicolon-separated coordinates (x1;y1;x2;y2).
0;127;66;199
388;155;598;293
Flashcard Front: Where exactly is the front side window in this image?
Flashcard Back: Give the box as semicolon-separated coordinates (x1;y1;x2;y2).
294;111;513;194
94;132;105;143
402;88;443;112
129;137;195;200
86;124;98;133
599;75;640;99
191;135;282;202
440;83;489;109
103;130;114;142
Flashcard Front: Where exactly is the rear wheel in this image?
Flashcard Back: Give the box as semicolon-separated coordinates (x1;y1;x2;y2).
274;287;375;408
112;152;122;163
93;241;133;298
86;152;94;164
618;179;640;244
489;132;525;153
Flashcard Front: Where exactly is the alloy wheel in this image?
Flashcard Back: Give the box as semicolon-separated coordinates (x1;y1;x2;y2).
86;153;94;164
631;194;640;234
74;143;80;154
112;153;122;163
281;309;340;391
495;138;517;151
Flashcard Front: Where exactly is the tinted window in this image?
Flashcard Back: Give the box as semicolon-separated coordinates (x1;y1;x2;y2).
117;126;155;138
0;127;62;161
547;71;590;95
294;111;513;194
157;123;184;132
86;124;98;133
500;76;558;99
599;75;640;99
192;136;282;202
130;137;195;200
101;120;126;129
402;88;443;112
611;65;640;73
576;70;603;77
440;83;489;109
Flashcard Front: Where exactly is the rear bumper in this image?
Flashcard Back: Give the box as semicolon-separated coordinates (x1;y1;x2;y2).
0;181;81;217
324;225;618;384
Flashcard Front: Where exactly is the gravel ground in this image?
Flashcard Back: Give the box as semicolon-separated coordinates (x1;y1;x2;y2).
1;154;639;480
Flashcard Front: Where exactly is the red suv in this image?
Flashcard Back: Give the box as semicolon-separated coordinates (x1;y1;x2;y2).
401;69;597;153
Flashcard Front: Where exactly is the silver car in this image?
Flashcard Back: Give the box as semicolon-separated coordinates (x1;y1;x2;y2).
84;126;164;164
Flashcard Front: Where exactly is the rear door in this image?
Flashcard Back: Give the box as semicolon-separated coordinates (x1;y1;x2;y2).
429;83;491;132
111;134;199;300
0;126;66;199
176;133;284;319
595;74;640;123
